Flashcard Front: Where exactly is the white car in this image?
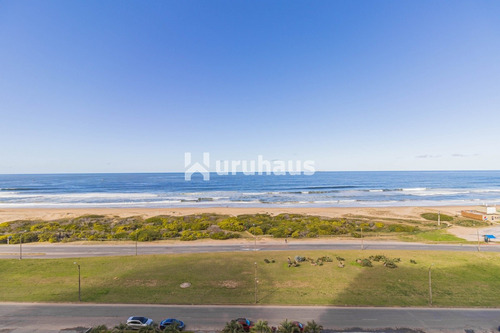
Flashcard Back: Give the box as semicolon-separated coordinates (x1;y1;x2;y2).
126;316;154;329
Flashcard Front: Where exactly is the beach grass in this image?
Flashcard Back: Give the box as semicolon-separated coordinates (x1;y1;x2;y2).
2;250;500;307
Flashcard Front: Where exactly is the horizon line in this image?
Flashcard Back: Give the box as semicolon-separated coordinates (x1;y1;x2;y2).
1;169;500;176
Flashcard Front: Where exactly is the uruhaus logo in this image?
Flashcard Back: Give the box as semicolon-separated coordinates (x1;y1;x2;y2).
184;152;315;181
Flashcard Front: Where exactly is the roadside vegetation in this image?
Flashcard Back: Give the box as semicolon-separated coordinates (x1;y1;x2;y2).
2;250;500;307
87;319;322;333
0;213;422;244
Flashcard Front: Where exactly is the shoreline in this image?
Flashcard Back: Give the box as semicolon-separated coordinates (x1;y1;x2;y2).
0;205;480;223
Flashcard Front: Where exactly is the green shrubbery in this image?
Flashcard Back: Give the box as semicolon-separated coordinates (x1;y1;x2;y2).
421;212;454;222
0;213;422;244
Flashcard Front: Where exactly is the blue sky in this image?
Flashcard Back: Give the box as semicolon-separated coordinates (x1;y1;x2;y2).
1;0;499;173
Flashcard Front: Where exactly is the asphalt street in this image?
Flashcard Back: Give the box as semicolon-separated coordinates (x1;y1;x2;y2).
1;303;500;333
0;241;498;259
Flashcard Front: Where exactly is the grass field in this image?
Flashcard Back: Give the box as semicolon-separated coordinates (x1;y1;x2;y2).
2;250;500;307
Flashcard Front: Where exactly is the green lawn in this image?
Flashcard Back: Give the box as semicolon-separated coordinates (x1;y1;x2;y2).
1;250;500;307
401;229;466;243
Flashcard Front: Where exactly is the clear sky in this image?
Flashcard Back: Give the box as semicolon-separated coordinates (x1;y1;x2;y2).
1;0;499;173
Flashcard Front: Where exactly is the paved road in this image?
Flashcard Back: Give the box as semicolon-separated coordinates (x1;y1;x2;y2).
1;303;499;333
0;241;498;259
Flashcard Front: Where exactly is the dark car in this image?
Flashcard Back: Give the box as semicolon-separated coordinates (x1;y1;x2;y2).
159;318;185;330
235;318;254;332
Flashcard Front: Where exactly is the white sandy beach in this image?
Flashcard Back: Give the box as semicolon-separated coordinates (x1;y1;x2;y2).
0;205;478;223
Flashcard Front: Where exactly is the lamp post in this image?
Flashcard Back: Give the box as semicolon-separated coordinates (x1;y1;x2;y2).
19;231;26;260
253;224;256;251
428;264;434;306
360;226;364;250
477;229;481;252
74;262;81;302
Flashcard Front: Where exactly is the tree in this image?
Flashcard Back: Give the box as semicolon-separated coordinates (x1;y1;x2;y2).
251;320;272;333
222;320;245;333
88;325;110;333
110;323;128;333
138;326;158;333
304;321;323;333
278;320;301;333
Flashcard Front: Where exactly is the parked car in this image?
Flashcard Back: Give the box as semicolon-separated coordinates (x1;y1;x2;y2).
234;318;254;332
159;318;185;330
291;321;304;332
126;316;155;329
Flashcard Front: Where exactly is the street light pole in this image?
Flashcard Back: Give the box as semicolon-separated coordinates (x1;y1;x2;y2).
74;262;81;302
477;229;481;252
253;224;256;251
360;226;364;250
19;233;22;260
19;231;26;260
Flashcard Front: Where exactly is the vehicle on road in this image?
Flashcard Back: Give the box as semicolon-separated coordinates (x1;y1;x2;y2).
159;318;185;330
234;318;254;332
126;316;155;329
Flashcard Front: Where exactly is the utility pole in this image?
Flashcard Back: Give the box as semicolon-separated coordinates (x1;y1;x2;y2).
360;226;364;250
438;211;441;226
477;229;481;252
19;231;26;260
253;224;256;251
19;233;23;260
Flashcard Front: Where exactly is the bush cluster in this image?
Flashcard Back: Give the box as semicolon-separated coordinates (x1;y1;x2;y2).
0;213;419;244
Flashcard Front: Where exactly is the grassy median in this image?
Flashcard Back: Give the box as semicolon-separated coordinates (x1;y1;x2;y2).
1;249;500;307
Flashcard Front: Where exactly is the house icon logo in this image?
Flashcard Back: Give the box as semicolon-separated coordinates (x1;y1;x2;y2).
184;152;210;181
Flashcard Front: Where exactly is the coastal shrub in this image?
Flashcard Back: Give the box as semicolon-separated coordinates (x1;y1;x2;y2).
306;231;318;238
92;222;110;233
145;216;167;225
135;229;161;242
268;227;289;238
248;226;263;235
191;221;210;231
453;219;489;227
387;224;417;233
218;217;246;232
384;260;398;268
0;235;10;244
360;259;372;267
295;256;306;262
421;213;454;222
180;230;209;241
161;230;180;239
163;221;183;232
209;231;231;240
180;231;198;241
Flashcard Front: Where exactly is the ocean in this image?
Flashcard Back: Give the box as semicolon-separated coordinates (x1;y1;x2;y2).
0;171;499;208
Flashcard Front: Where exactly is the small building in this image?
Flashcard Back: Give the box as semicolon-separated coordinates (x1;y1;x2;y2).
486;206;497;215
461;209;500;222
462;210;488;221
